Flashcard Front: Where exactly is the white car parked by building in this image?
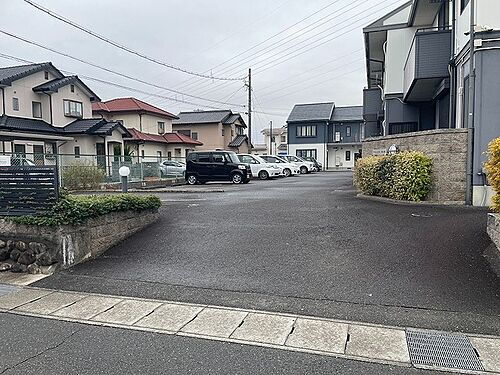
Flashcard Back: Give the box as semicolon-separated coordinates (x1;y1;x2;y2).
281;155;316;174
237;154;283;180
259;155;300;177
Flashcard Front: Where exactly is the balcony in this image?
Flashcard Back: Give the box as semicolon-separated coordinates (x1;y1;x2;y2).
403;28;451;102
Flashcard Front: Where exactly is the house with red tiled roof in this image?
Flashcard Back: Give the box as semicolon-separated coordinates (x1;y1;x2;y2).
92;98;202;160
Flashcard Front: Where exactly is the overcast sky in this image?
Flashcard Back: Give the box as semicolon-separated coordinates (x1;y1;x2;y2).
1;0;406;143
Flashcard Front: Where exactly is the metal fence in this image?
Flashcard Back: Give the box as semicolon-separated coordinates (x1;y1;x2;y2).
1;152;186;190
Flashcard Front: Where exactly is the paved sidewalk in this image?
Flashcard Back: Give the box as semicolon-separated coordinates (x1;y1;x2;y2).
0;287;498;374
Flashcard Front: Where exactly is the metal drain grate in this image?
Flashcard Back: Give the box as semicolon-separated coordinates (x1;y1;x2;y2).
406;329;484;371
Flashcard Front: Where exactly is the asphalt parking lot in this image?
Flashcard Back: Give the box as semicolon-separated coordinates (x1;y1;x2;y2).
36;172;500;335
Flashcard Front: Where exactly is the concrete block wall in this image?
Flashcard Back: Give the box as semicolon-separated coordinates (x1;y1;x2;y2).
362;129;469;204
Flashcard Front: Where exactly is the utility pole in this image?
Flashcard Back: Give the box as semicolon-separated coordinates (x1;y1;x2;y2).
247;68;252;153
269;120;273;155
465;0;476;205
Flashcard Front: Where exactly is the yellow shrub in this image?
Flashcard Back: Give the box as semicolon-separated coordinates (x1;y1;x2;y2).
485;137;500;212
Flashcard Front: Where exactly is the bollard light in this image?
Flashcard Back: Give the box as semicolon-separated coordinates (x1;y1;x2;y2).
119;166;130;193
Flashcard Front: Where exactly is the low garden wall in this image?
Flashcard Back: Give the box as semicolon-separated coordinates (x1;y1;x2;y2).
362;129;469;204
486;213;500;277
0;209;158;273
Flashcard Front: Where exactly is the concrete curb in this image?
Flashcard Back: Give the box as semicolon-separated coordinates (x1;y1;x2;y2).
73;189;226;194
356;193;474;208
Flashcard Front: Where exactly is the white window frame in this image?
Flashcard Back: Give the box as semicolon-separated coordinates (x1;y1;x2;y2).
63;99;83;118
32;101;42;118
12;97;19;111
158;121;165;134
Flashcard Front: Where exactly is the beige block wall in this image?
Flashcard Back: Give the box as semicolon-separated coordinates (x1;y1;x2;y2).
51;84;93;127
173;123;224;150
362;129;469;204
97;112;173;134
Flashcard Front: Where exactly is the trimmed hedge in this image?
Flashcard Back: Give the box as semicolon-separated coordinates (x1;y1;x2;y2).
62;162;106;191
485;137;500;212
9;194;161;226
354;151;433;202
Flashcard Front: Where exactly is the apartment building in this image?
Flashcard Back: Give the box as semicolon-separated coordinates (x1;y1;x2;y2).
0;62;130;162
172;110;251;153
92;98;202;160
363;0;500;204
287;103;363;169
261;126;287;155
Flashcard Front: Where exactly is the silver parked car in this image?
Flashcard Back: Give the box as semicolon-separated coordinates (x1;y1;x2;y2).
160;160;185;177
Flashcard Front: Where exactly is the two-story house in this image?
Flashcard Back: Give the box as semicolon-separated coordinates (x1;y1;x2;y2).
287;102;363;170
172;110;251;153
0;62;130;165
363;0;500;205
92;98;202;161
261;126;288;155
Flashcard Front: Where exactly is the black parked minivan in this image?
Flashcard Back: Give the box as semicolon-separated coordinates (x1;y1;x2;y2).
185;151;252;185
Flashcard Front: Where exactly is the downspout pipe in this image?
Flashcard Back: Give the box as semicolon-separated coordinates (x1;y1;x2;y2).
465;0;476;205
1;87;5;115
449;0;457;129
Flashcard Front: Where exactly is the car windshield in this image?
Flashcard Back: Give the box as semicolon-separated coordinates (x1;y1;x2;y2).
253;155;267;164
274;156;287;163
226;152;240;164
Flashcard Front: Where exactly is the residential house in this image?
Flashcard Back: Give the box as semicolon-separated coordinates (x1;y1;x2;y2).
92;98;202;161
172;110;251;153
287;103;363;169
261;126;288;155
363;0;500;204
0;62;130;166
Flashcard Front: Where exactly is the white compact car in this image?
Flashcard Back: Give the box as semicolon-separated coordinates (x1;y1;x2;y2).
260;155;300;177
237;154;283;180
281;155;316;174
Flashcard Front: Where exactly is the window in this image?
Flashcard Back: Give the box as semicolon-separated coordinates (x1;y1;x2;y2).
213;153;225;163
239;155;258;164
345;150;351;161
296;149;317;159
280;135;286;143
335;131;341;142
12;97;19;111
158;122;165;134
178;129;191;137
167;151;172;160
74;146;80;158
231;130;234;137
70;84;75;93
236;126;244;135
296;125;316;137
461;0;470;13
32;101;42;118
198;153;210;162
191;132;198;140
63;100;83;118
346;126;351;137
222;128;225;136
44;71;49;80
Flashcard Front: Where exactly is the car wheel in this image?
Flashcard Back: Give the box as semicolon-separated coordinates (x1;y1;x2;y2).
300;166;308;174
283;168;291;177
231;173;243;184
186;175;198;185
258;170;269;180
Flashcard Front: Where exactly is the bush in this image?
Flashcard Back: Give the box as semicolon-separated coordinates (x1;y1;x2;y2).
10;194;161;226
62;162;106;191
485;137;500;212
354;151;433;202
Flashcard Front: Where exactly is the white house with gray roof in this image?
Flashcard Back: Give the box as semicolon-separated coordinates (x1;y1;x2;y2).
172;110;251;153
287;103;364;170
0;62;130;168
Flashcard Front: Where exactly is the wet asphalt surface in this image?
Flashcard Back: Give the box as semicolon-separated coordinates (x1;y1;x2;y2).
35;172;500;335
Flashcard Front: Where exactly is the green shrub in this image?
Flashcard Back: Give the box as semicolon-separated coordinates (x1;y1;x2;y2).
354;151;433;202
10;194;161;226
62;161;106;191
485;137;500;212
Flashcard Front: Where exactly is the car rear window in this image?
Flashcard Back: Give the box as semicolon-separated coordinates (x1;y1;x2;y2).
198;153;210;162
213;153;224;163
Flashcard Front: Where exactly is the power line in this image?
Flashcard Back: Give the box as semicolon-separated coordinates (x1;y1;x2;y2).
0;29;246;108
22;0;246;81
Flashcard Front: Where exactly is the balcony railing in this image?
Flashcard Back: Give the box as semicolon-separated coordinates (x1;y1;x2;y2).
403;27;451;102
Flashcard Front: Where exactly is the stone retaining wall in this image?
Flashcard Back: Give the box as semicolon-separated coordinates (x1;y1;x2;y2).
486;213;500;277
362;129;469;204
0;209;159;274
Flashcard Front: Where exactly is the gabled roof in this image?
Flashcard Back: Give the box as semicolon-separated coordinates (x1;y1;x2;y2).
363;1;412;32
287;102;335;123
0;62;64;86
33;75;101;102
330;106;363;122
92;98;178;119
0;115;61;134
63;118;131;137
128;128;203;146
173;110;246;127
228;134;249;147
